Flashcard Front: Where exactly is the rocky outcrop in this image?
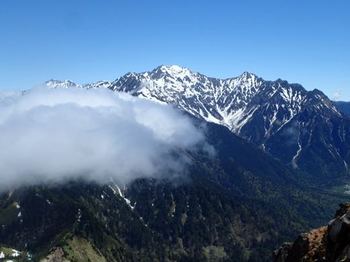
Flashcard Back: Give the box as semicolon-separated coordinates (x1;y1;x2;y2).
40;248;69;262
274;203;350;262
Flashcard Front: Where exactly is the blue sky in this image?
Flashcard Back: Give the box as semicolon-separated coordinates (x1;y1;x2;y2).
0;0;349;100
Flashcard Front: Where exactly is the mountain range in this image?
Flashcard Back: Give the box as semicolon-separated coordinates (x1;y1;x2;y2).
47;65;350;181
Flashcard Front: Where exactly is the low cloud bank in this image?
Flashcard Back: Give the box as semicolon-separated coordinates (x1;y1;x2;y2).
0;88;206;190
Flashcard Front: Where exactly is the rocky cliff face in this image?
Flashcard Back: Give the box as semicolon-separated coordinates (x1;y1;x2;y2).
274;203;350;262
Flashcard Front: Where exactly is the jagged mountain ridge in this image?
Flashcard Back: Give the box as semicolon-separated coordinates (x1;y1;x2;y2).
45;65;350;179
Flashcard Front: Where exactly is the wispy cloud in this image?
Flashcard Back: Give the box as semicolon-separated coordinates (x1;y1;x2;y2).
332;89;343;101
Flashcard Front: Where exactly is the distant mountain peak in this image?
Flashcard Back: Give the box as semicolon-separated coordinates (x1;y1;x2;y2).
45;79;80;88
239;71;258;79
44;79;111;89
157;64;191;73
148;65;197;81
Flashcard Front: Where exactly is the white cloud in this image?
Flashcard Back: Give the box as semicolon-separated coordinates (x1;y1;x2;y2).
0;88;206;190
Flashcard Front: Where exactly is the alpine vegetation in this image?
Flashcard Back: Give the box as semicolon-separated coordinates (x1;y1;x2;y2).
0;87;206;190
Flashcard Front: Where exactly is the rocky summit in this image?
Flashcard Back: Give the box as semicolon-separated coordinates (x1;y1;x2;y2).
274;203;350;262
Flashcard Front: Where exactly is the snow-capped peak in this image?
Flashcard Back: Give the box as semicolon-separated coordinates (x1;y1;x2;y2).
45;79;80;89
238;71;257;79
157;65;192;74
44;79;111;90
148;65;198;81
83;80;112;89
